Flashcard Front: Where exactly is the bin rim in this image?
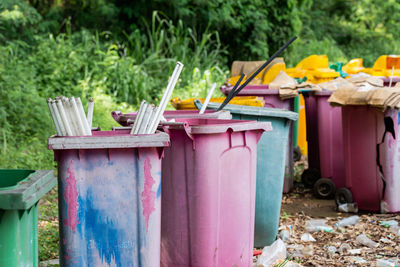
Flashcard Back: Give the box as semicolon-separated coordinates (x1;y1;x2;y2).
0;169;35;191
200;102;298;121
48;130;170;150
221;85;281;96
165;118;272;134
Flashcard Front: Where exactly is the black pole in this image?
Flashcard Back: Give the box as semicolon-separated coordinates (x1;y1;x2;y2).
217;36;297;111
217;74;245;111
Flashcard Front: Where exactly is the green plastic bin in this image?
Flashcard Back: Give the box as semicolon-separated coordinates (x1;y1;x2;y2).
0;169;56;267
195;101;298;247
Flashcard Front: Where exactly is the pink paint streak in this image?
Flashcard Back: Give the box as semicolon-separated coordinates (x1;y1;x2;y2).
141;158;156;230
63;160;79;232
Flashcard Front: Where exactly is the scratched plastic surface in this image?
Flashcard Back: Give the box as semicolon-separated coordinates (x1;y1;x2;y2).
342;106;400;212
50;130;168;267
160;119;271;267
220;85;295;193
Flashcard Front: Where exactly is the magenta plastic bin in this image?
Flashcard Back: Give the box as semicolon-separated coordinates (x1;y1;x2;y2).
160;118;272;267
341;106;400;212
111;110;232;126
48;130;169;266
377;76;400;87
221;85;294;193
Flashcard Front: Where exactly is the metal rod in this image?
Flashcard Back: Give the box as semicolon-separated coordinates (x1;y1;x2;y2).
87;98;94;129
199;83;217;114
218;36;297;111
76;97;92;135
148;62;184;134
51;100;66;136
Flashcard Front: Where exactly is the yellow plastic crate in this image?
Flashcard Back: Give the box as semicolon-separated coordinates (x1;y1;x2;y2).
342;58;365;74
170;96;265;110
363;55;400;77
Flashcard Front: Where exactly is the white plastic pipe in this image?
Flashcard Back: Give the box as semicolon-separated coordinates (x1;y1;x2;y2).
131;100;146;134
146;107;157;134
148;62;184;134
76;97;92;135
51;100;66;136
138;105;154;134
389;66;395;87
133;102;148;134
70;97;86;136
56;98;73;136
87;98;94;129
47;98;62;136
63;97;78;136
199;83;217;114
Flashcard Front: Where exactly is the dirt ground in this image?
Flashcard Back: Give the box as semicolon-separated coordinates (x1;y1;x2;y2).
254;186;400;266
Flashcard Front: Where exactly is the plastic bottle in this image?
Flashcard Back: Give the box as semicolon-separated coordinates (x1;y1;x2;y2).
327;246;337;254
376;258;398;267
305;219;333;232
356;234;378;248
280;230;290;241
338;243;351;254
335;215;360;228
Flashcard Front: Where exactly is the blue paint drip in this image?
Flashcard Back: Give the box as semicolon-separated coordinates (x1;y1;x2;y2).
156;181;161;198
77;189;130;266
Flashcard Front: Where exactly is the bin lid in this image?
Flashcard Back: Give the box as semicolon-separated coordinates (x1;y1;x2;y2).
111;110;232;126
0;170;55;210
48;130;170;150
199;102;298;121
221;85;280;96
165;118;272;134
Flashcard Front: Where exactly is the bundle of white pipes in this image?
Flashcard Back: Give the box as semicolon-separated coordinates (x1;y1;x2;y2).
47;96;94;136
131;61;184;135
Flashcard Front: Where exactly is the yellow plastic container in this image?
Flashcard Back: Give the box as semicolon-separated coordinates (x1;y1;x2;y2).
364;55;400;77
342;58;365;74
285;55;340;83
170;96;265;110
297;94;308;155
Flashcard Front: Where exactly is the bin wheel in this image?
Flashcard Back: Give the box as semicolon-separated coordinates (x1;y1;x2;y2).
301;168;321;187
293;146;302;162
335;187;353;206
313;178;336;199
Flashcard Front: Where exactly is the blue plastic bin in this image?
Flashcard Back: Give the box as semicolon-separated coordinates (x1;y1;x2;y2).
195;101;298;247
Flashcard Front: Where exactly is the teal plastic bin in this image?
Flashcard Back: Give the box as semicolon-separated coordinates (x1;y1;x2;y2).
195;101;298;247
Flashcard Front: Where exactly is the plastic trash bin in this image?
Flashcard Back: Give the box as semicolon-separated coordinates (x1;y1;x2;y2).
301;91;346;198
220;85;297;192
48;130;169;266
0;169;56;267
196;102;298;246
338;106;400;213
111;110;232;126
160;118;272;267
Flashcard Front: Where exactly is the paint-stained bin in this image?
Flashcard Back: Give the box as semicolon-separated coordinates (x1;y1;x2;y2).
195;102;298;247
160;119;272;267
48;130;169;267
0;169;56;267
339;106;400;213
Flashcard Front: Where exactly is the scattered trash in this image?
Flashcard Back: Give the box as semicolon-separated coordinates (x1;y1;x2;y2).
338;203;358;213
300;233;316;242
327;246;337;254
305;219;333;233
280;230;290;241
253;249;262;256
335;215;360;228
256;239;286;267
356;234;379;248
380;237;392;244
338;243;351;254
352;256;367;263
389;225;400;236
380;220;399;228
301;245;313;256
348;248;362;255
376;258;399;267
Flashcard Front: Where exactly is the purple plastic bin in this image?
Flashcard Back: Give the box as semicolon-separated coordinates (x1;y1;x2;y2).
220;85;294;193
301;91;345;195
377;76;400;87
341;106;400;212
111;110;232;126
160;119;272;267
48;130;169;266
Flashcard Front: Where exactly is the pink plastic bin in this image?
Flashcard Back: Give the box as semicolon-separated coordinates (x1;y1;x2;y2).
341;106;400;212
160;118;272;267
220;85;295;193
